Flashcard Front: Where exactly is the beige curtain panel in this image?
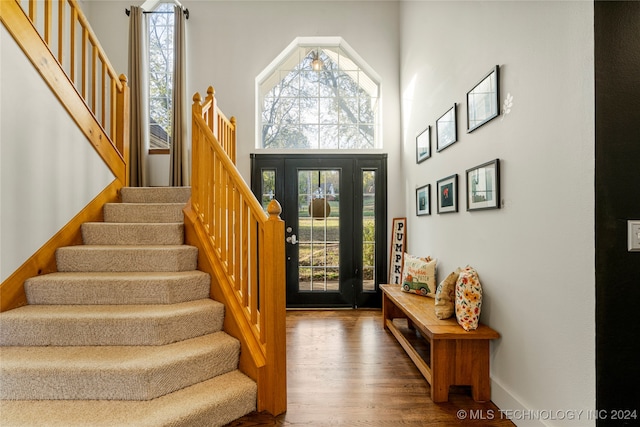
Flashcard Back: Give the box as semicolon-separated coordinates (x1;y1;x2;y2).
170;5;188;186
127;6;149;187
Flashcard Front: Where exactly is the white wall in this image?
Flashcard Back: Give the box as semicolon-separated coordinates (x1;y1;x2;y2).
399;2;594;426
86;0;404;220
0;26;114;281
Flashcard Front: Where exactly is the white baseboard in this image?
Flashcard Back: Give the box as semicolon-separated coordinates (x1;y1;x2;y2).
491;378;546;427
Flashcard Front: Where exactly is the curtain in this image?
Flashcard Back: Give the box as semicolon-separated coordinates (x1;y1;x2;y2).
169;6;188;186
127;6;149;187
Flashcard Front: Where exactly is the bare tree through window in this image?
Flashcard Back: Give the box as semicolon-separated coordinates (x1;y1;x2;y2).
260;46;379;149
148;3;174;149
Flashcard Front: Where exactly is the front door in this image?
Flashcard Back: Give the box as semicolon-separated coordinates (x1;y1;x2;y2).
251;154;387;308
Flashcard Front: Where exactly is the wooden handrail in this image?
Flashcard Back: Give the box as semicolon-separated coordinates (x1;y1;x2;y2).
187;89;286;415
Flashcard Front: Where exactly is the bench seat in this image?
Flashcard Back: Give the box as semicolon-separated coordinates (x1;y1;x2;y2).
381;284;500;403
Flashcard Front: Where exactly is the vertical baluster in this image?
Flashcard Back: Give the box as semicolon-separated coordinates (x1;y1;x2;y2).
203;142;209;229
69;6;76;84
110;74;120;140
57;0;63;63
100;62;106;128
220;170;228;266
241;203;249;299
211;153;217;242
89;42;95;111
215;154;222;250
234;187;242;288
81;26;87;98
44;0;51;44
28;0;36;22
250;217;259;325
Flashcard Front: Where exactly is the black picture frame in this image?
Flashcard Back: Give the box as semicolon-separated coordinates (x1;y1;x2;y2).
466;159;501;211
416;184;431;216
436;104;457;152
436;174;458;214
416;126;431;163
467;65;500;133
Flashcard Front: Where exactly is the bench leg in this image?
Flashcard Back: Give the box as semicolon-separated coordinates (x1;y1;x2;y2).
430;340;455;402
470;341;492;402
431;339;492;403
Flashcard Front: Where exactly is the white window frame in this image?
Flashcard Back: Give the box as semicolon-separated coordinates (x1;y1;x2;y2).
255;36;383;151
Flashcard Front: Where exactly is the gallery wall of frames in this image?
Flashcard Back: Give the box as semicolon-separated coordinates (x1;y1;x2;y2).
415;65;503;217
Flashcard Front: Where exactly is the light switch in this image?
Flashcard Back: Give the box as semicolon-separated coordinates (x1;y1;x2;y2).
629;221;640;252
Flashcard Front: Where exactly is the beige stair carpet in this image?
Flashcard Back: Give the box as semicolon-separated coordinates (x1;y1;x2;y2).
0;187;257;426
24;271;211;305
0;371;257;427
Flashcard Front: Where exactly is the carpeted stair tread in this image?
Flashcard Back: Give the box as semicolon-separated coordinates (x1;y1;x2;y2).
104;203;186;223
1;186;257;424
56;245;198;272
0;332;240;400
81;222;184;245
24;271;210;305
0;299;224;346
121;186;191;204
0;370;257;427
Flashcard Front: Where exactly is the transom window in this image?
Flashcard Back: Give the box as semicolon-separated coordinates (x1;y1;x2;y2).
258;40;380;150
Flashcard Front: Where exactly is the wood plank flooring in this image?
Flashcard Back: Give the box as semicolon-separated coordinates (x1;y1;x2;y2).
227;310;514;426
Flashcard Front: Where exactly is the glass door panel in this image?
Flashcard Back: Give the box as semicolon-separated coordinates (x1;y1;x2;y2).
297;169;340;293
362;170;376;292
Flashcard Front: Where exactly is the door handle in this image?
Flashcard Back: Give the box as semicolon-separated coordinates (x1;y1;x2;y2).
286;234;298;245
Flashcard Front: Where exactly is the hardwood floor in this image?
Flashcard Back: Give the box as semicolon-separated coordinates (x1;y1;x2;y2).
227;310;514;426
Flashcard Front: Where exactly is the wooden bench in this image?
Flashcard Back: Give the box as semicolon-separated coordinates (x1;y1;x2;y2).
381;284;500;403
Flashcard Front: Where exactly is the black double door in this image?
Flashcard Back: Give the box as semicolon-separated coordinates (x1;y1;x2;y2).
251;154;387;308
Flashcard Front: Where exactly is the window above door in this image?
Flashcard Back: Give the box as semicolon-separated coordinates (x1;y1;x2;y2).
256;37;382;150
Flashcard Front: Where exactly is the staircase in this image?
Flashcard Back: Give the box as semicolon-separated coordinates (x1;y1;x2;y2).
0;187;257;426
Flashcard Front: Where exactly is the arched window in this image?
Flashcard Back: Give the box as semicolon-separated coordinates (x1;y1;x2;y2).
257;38;381;149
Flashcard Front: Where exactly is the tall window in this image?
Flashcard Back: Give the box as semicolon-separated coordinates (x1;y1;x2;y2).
148;3;174;151
258;42;380;149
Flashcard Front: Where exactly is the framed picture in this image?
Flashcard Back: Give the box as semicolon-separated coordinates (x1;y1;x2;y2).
416;126;431;163
466;158;501;211
467;65;500;133
436;104;457;152
416;184;431;216
436;174;458;214
388;218;407;285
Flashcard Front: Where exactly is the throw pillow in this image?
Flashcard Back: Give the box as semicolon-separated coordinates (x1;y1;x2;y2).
434;268;461;319
401;253;437;297
455;266;483;331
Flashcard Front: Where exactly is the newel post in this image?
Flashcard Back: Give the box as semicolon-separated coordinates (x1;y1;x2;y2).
116;74;130;186
206;85;217;136
259;199;287;415
229;116;237;164
191;92;203;208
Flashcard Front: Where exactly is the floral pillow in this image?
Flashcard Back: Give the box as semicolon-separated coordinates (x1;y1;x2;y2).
455;266;483;331
434;268;461;319
401;253;437;297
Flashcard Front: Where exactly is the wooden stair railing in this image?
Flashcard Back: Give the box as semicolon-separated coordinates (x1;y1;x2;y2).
183;88;286;416
0;0;129;184
0;0;129;312
199;86;237;164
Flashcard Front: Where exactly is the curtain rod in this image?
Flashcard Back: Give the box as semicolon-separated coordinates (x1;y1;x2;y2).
125;7;189;19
